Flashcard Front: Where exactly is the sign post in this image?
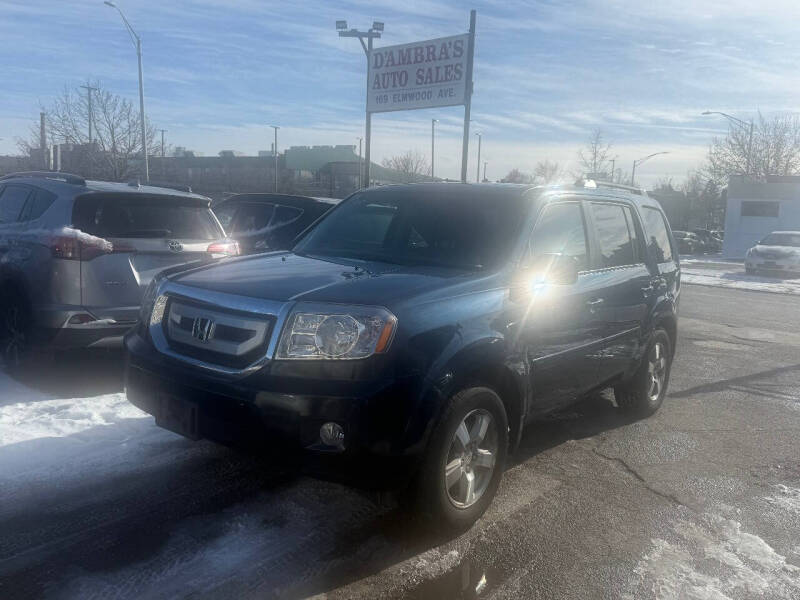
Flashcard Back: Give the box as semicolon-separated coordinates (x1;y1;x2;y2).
359;10;476;185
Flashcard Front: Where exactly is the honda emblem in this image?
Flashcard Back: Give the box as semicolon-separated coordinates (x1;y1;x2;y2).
192;317;215;342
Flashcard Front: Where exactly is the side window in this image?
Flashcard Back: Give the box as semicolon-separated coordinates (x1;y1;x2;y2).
231;203;275;234
640;207;674;264
530;202;589;271
270;205;303;228
20;189;57;222
213;203;237;230
622;205;644;263
0;185;33;224
590;203;636;268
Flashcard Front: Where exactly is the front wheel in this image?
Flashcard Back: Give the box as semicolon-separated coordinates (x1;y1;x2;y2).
0;290;33;369
615;329;672;418
414;386;508;532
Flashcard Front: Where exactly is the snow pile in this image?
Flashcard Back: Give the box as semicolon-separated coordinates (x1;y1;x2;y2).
681;266;800;296
1;226;113;252
764;485;800;516
631;513;800;599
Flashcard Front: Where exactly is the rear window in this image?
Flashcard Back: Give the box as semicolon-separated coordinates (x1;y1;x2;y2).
641;207;674;263
73;195;221;240
229;202;275;234
760;232;800;247
20;189;57;221
0;185;32;224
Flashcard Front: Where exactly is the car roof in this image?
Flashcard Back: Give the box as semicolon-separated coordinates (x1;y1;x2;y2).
0;172;210;202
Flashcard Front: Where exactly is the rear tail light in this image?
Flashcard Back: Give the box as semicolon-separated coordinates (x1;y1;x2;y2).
207;239;240;256
49;235;114;261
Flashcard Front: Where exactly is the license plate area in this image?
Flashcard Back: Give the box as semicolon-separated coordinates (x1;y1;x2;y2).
156;392;200;440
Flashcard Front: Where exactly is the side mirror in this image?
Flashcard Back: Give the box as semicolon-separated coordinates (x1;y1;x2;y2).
525;253;580;285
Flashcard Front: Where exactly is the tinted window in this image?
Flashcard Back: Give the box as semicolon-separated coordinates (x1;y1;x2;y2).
530;202;588;271
230;203;274;234
213;203;237;230
20;189;57;221
73;196;222;240
296;191;530;270
641;207;674;263
622;206;642;262
0;185;32;224
741;201;779;217
760;232;800;247
591;203;635;268
270;205;303;228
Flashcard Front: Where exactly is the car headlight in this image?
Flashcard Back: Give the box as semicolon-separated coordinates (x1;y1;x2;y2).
138;277;168;331
276;303;396;360
747;248;759;258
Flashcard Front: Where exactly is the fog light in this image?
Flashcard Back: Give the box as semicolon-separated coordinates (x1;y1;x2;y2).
320;422;345;448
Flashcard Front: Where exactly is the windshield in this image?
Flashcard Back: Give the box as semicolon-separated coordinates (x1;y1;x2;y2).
294;190;530;270
760;233;800;247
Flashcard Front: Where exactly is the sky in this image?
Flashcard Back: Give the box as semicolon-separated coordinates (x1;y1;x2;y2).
1;0;799;187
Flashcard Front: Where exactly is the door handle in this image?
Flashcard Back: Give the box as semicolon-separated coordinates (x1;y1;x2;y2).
587;297;604;313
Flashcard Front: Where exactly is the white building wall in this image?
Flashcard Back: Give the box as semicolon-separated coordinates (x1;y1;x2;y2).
723;177;800;258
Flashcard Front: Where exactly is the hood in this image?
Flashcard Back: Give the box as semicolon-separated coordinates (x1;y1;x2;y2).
754;244;800;258
170;252;477;306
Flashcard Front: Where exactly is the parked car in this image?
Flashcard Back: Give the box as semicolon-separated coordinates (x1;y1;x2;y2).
745;231;800;276
691;228;723;253
0;171;237;364
213;194;339;254
672;230;701;254
125;182;680;530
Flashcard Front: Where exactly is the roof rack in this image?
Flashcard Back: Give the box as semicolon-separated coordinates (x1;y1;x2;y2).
0;171;86;186
127;179;193;193
577;178;647;196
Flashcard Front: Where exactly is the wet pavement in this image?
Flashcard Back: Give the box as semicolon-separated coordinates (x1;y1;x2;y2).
1;284;799;599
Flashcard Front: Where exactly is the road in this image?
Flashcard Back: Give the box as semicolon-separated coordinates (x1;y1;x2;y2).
1;284;798;599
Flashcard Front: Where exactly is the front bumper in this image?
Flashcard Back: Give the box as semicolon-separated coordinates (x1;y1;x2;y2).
123;331;424;483
746;258;800;274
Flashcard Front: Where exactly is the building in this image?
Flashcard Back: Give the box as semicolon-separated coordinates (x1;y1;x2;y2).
723;175;800;258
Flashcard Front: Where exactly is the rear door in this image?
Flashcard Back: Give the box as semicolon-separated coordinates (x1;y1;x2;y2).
73;194;224;322
585;200;651;385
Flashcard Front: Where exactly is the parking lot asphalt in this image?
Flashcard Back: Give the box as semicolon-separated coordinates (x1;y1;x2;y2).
1;283;798;600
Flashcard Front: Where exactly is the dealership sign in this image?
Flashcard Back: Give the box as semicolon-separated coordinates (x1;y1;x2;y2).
366;34;471;113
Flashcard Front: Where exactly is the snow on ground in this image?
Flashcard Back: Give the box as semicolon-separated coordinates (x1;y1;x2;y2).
681;266;800;296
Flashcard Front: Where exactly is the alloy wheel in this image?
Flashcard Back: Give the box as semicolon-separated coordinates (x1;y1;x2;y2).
647;341;668;403
444;408;498;508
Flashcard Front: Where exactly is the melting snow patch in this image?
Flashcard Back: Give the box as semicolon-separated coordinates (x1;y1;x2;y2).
632;513;800;599
681;267;800;296
765;485;800;516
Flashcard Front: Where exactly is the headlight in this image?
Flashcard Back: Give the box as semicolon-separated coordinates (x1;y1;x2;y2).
276;303;396;360
747;248;759;258
139;278;160;323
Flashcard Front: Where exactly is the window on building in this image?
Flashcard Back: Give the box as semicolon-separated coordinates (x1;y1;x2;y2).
741;201;779;217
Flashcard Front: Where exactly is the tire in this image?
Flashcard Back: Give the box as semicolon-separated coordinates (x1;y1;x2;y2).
414;386;509;532
0;288;33;369
615;328;672;418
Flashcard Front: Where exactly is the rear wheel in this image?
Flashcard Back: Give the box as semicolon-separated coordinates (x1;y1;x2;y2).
615;329;672;418
0;289;33;369
414;386;508;532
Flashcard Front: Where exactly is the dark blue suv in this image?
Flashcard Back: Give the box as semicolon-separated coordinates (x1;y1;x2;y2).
125;182;680;530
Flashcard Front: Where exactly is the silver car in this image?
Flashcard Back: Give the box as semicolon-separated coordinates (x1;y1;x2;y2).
0;171;237;363
745;231;800;276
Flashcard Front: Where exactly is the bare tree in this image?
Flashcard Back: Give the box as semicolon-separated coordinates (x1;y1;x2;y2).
577;128;613;176
707;112;800;183
16;80;158;181
381;150;430;182
533;160;562;184
500;168;534;184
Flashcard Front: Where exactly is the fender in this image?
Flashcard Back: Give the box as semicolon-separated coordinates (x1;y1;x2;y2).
398;334;528;458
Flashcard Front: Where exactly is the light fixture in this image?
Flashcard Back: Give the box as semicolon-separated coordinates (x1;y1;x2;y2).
336;20;348;30
372;21;384;31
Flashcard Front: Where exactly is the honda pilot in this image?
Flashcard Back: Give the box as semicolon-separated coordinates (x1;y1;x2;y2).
125;182;680;530
0;172;237;364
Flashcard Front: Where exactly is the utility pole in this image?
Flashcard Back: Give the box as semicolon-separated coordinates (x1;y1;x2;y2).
460;10;476;183
431;119;438;179
159;129;166;156
610;158;616;181
337;20;384;188
159;128;167;177
357;136;363;188
40;112;48;170
483;161;487;182
270;125;280;193
475;132;482;183
80;84;98;177
631;151;669;187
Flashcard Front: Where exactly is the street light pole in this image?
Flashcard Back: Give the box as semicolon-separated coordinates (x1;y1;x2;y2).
270;125;279;193
702;111;754;176
337;20;384;188
631;151;669;187
159;129;166;157
431;119;438;179
483;161;487;182
80;84;98;177
104;1;149;182
475;132;482;182
357;136;363;188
